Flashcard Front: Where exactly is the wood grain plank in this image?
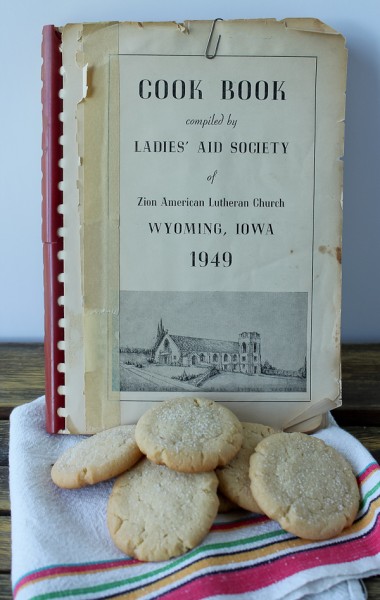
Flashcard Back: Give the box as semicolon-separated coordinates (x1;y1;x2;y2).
366;577;380;599
337;345;380;425
0;344;45;418
0;516;11;572
0;421;9;467
0;420;10;514
0;467;10;513
0;574;12;600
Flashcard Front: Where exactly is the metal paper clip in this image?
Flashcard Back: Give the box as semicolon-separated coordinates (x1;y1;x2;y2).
205;18;223;59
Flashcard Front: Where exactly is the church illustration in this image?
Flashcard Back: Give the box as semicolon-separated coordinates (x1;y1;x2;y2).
153;320;262;375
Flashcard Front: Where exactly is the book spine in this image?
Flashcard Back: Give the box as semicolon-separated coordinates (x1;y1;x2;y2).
41;25;66;433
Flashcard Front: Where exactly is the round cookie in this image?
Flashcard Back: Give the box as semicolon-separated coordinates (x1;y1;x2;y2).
249;432;360;540
216;422;276;512
107;458;219;561
135;397;243;473
51;425;143;488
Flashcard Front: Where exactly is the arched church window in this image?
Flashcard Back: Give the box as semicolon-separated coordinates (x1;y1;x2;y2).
213;354;218;362
224;354;228;362
164;339;170;349
200;353;205;362
242;342;247;353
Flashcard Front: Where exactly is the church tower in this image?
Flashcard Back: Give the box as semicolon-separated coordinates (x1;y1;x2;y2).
153;318;166;351
238;332;261;375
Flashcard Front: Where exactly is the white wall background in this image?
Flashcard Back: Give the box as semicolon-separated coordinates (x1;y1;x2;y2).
0;0;379;343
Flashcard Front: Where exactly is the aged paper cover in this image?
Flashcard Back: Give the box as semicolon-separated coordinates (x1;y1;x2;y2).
60;19;346;433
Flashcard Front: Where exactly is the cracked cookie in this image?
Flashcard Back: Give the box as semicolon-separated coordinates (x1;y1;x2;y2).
107;458;219;561
51;425;143;488
135;397;243;473
249;432;360;540
216;422;276;512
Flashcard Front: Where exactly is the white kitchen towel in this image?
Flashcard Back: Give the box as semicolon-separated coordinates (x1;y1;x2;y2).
10;397;380;600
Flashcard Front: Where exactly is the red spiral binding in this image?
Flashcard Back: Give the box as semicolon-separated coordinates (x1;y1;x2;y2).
41;25;66;433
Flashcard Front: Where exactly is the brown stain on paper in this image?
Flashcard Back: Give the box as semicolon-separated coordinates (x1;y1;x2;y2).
318;245;342;264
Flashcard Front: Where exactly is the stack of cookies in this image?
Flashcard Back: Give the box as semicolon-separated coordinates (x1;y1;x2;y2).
51;397;360;562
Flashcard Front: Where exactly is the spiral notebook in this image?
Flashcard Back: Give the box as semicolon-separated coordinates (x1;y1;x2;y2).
41;19;347;434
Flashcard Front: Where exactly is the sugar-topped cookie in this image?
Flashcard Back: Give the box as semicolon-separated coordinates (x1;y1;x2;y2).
135;397;243;473
107;458;219;561
249;432;360;540
216;422;276;512
51;425;142;488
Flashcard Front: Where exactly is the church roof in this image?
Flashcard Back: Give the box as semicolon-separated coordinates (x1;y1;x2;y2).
169;334;240;355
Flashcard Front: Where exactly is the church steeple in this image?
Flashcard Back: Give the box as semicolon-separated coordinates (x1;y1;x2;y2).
157;318;164;338
154;318;165;349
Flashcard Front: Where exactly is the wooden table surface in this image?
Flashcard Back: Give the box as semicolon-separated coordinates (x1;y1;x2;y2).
1;343;380;599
